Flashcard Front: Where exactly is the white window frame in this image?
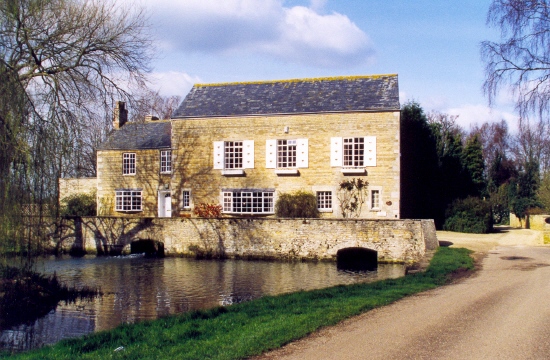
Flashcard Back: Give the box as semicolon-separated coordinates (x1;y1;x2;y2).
115;189;142;212
266;138;308;172
343;137;365;168
160;150;172;174
224;141;243;169
221;189;274;214
331;136;376;172
122;153;136;175
180;189;192;210
369;187;382;211
277;139;297;168
316;191;333;212
213;140;254;175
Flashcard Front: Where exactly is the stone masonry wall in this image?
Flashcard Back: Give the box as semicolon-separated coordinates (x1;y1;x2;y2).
69;217;437;263
510;213;550;244
172;111;400;219
97;148;171;217
59;178;97;200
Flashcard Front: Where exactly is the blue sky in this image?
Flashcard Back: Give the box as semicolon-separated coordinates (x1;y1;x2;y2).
136;0;516;129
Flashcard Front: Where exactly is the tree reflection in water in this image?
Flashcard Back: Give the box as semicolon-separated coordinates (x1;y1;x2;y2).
0;256;405;352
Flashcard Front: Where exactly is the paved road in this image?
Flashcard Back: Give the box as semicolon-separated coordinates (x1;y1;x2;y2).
257;228;550;360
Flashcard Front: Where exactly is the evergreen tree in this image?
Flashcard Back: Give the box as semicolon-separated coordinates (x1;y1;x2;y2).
462;134;486;197
400;101;441;223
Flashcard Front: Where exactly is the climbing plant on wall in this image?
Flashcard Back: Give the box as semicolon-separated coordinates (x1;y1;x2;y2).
337;178;369;218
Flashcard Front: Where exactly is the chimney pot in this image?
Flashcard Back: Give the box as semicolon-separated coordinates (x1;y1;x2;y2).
145;115;159;122
113;101;128;129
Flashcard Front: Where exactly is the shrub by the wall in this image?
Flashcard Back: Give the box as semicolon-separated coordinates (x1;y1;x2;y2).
443;196;493;233
193;203;222;218
60;193;96;217
275;191;319;218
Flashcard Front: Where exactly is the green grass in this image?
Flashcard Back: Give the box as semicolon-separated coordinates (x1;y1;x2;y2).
2;247;473;360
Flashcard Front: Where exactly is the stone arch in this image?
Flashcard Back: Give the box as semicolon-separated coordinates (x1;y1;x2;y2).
336;247;377;271
130;239;165;257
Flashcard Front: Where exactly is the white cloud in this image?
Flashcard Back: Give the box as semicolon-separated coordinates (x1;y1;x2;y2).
144;0;373;68
262;6;372;67
309;0;327;12
446;104;517;130
147;71;202;97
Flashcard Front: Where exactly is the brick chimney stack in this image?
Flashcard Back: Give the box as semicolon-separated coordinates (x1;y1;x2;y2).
113;101;128;129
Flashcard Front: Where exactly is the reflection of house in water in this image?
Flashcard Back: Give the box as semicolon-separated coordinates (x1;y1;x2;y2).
62;74;401;220
0;257;406;352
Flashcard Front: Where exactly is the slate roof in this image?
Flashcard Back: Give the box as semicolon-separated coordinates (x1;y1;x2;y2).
173;74;399;118
97;121;171;150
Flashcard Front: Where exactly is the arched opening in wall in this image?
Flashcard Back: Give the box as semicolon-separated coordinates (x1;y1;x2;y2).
337;247;377;272
131;239;165;258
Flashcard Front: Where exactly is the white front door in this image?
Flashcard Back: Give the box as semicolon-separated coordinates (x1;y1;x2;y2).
158;191;172;217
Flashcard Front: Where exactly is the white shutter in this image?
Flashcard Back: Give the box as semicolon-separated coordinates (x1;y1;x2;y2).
243;140;254;169
297;138;308;168
213;141;224;169
364;136;377;167
330;137;342;167
266;139;277;169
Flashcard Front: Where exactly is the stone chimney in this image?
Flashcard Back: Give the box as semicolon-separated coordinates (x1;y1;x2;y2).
113;101;128;129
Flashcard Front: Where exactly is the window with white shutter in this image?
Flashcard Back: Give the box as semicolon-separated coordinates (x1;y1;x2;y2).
213;140;254;175
331;136;376;173
266;138;308;174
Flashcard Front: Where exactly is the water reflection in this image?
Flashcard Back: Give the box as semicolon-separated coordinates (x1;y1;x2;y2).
0;256;405;352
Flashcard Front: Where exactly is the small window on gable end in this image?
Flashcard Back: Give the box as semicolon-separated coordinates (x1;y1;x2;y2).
160;150;171;174
123;153;136;175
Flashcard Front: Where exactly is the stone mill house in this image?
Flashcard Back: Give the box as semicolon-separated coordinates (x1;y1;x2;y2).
59;74;441;263
61;74;401;220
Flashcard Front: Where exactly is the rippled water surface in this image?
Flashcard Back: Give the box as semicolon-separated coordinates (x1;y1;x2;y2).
1;255;405;352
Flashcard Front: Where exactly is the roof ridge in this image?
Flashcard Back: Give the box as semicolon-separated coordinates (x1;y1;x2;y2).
194;74;397;88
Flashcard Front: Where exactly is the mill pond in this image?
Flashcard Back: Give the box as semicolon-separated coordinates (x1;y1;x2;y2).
0;255;405;352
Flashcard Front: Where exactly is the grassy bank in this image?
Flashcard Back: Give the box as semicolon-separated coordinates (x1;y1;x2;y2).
3;247;473;360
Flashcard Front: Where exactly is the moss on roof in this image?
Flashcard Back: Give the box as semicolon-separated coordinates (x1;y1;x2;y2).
174;74;399;118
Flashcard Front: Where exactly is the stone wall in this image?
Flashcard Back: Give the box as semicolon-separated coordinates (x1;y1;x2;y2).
65;217;437;263
172;111;401;219
510;213;550;244
97;148;172;217
59;178;97;200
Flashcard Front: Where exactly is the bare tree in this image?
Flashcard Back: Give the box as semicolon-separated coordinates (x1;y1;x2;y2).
427;111;464;161
481;0;550;118
512;117;550;172
0;0;152;254
469;119;511;171
130;89;182;122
